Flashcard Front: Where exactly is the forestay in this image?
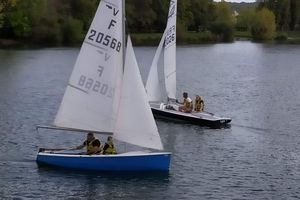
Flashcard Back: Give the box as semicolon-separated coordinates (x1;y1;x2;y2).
54;0;123;133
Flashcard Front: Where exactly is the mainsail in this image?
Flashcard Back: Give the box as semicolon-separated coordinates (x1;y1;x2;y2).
164;0;177;100
54;0;124;133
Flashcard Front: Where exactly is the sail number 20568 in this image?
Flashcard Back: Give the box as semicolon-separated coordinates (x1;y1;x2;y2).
88;29;121;52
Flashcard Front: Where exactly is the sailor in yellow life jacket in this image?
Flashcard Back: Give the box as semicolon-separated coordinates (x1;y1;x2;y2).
103;136;117;154
76;132;102;155
179;92;193;113
194;95;204;112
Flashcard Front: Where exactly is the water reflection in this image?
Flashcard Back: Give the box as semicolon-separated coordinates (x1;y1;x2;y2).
37;165;170;199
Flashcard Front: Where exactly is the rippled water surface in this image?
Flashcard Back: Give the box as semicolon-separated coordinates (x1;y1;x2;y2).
1;41;300;199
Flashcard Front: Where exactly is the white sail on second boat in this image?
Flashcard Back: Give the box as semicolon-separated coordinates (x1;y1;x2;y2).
146;0;177;102
144;0;231;128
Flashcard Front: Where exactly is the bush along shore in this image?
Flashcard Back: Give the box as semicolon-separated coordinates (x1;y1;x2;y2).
1;0;299;47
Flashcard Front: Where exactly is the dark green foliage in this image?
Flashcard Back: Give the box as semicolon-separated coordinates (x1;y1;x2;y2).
126;0;157;33
209;1;235;42
61;17;84;45
236;8;255;32
275;32;288;41
31;17;62;45
69;0;98;31
210;21;234;42
2;0;298;45
251;8;276;40
259;0;300;31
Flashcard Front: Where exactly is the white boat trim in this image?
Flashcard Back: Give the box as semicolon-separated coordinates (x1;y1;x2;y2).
38;151;171;158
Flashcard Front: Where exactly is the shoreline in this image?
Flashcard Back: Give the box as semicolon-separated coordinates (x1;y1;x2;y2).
1;33;300;48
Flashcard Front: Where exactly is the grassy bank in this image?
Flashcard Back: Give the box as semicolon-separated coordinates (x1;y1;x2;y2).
131;31;218;46
234;30;300;44
132;31;300;45
285;31;300;44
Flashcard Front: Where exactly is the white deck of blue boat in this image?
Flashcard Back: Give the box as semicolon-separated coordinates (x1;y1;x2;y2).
39;151;171;157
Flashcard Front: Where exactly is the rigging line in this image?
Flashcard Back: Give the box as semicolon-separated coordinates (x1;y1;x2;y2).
68;84;88;94
84;41;108;52
166;70;176;78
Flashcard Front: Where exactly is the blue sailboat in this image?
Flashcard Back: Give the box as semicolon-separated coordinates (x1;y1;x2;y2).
36;0;171;171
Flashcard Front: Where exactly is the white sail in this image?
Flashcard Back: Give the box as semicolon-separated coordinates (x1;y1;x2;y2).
114;37;163;150
54;0;124;133
164;0;177;100
145;30;166;102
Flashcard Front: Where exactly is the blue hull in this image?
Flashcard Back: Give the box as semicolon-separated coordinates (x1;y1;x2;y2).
37;151;171;171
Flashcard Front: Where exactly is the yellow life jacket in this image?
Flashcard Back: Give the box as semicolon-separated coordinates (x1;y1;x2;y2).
86;139;102;154
104;143;117;154
194;98;204;112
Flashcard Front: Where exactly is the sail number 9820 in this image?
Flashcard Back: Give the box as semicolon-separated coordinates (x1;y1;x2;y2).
88;29;121;52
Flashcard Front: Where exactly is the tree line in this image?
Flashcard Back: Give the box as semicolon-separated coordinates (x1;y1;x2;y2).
0;0;299;45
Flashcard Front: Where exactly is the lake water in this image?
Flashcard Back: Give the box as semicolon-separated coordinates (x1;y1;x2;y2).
0;41;300;199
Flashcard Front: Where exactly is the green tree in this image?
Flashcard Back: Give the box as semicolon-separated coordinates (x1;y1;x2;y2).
258;0;300;31
236;8;255;31
289;0;300;30
251;8;276;40
210;1;235;42
31;0;64;44
189;0;215;31
151;0;169;32
70;0;98;31
7;0;46;37
0;0;17;29
61;17;83;45
126;0;157;32
177;0;193;31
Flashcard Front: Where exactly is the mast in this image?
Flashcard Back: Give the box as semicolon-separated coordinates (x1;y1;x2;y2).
122;0;126;72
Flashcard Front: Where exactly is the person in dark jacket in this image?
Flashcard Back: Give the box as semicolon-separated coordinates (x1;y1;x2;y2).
103;136;117;155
